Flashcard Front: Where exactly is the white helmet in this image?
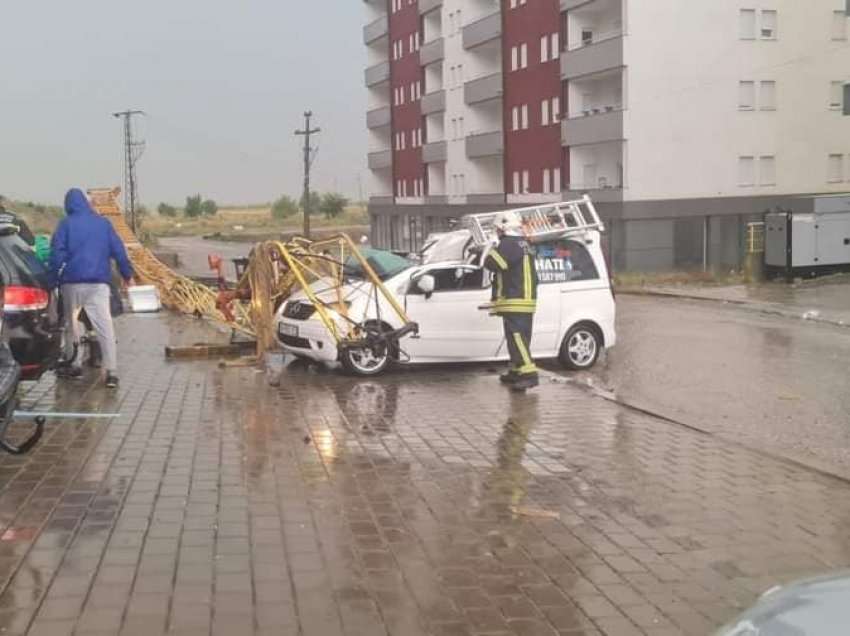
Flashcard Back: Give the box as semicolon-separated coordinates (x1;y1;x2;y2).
496;213;522;237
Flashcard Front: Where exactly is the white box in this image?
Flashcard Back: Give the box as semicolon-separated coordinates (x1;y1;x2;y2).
128;285;161;313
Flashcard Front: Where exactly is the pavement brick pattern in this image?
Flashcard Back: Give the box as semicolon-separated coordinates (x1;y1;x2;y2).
0;314;847;635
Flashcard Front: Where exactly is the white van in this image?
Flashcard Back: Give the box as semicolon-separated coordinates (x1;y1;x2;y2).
273;228;616;376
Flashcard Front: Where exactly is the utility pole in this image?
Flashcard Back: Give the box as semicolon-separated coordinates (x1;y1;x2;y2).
295;111;320;238
112;109;146;233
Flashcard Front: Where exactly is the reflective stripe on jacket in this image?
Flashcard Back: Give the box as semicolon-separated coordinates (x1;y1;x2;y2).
483;235;538;314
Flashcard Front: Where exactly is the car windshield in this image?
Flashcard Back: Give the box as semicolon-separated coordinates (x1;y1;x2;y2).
343;248;413;281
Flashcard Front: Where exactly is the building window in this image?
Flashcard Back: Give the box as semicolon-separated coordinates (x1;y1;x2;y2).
845;84;850;115
552;97;561;123
553;167;562;193
522;170;530;193
511;46;518;72
512;107;519;131
739;9;756;39
541;35;549;63
551;33;560;59
830;81;844;109
543;169;551;194
520;43;528;69
828;154;844;182
738;156;755;186
458;117;464;138
541;100;550;126
832;10;848;40
760;81;776;110
738;81;755;110
759;156;776;185
760;10;777;39
512;171;520;194
521;104;529;129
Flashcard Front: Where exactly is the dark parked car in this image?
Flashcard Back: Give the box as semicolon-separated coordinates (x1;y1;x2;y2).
0;223;62;380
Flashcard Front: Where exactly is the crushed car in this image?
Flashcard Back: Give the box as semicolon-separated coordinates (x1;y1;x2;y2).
273;198;616;376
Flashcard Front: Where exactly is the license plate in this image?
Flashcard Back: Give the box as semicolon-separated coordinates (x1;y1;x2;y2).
279;323;298;338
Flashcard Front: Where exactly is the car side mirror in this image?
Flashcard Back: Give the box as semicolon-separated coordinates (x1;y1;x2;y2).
416;274;435;298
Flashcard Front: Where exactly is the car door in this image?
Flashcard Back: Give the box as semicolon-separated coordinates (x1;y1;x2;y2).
403;265;503;362
534;238;608;355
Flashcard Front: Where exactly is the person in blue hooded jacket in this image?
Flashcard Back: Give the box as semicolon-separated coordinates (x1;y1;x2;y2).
49;188;134;389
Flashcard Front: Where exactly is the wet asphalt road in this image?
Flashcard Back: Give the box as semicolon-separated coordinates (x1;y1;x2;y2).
589;295;850;478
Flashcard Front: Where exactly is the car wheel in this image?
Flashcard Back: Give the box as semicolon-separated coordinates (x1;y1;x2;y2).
340;322;394;377
559;323;602;371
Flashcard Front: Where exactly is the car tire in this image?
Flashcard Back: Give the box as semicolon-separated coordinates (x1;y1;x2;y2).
339;322;394;377
559;323;602;371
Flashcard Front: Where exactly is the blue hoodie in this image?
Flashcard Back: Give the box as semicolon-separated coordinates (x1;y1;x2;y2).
48;189;134;288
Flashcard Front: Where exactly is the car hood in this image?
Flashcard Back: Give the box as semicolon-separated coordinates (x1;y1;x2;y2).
715;571;850;636
284;274;409;309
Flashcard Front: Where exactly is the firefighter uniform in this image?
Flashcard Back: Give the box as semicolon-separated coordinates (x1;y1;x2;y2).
483;233;539;388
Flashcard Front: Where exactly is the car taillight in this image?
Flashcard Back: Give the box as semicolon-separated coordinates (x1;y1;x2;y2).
4;286;49;311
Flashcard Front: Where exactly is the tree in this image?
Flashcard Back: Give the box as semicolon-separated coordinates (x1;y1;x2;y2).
201;199;218;216
319;193;349;220
136;205;150;218
158;203;178;217
271;195;299;219
185;194;203;218
299;191;320;215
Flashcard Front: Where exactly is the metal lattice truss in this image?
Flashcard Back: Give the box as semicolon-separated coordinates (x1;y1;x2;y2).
87;189;414;357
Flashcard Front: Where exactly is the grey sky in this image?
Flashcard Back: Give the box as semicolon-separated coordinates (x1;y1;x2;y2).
1;1;367;207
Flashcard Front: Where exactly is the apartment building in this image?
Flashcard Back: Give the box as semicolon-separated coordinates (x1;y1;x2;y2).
364;0;850;271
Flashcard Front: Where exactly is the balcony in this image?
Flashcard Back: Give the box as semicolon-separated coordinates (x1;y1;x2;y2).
464;73;502;105
561;0;593;10
563;186;623;203
368;149;393;170
561;108;624;146
561;34;623;79
466;131;504;159
419;0;443;15
364;15;388;45
463;11;502;50
420;38;444;66
365;61;390;87
467;193;506;205
369;195;394;206
422;141;447;164
421;90;446;115
366;106;392;129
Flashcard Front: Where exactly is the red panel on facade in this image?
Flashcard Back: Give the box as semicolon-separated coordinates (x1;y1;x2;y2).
389;0;425;198
502;0;562;196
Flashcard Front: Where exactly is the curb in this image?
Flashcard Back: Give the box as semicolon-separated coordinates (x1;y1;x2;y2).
617;288;849;329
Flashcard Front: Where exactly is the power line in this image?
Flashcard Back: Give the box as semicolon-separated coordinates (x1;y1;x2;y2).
295;111;321;238
112;109;146;233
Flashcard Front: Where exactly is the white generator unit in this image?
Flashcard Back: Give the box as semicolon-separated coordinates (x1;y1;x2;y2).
765;195;850;278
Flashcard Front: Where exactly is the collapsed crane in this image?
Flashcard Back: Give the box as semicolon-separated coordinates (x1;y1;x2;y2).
87;188;416;359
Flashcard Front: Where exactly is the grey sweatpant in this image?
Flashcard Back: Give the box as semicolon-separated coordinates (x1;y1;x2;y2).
62;283;118;373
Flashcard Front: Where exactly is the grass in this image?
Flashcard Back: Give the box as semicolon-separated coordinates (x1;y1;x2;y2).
4;199;369;242
141;204;369;240
613;269;748;288
2;200;64;235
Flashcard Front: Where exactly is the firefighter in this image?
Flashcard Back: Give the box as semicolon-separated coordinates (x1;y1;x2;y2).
480;216;539;391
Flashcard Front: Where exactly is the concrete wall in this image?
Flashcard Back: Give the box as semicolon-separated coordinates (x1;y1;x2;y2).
624;0;850;202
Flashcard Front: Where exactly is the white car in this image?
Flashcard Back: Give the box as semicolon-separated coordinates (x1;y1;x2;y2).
274;230;616;376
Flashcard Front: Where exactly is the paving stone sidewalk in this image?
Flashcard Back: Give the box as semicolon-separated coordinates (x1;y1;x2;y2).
0;313;848;635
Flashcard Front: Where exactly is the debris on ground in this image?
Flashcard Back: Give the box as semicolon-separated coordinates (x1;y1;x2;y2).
510;505;561;520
